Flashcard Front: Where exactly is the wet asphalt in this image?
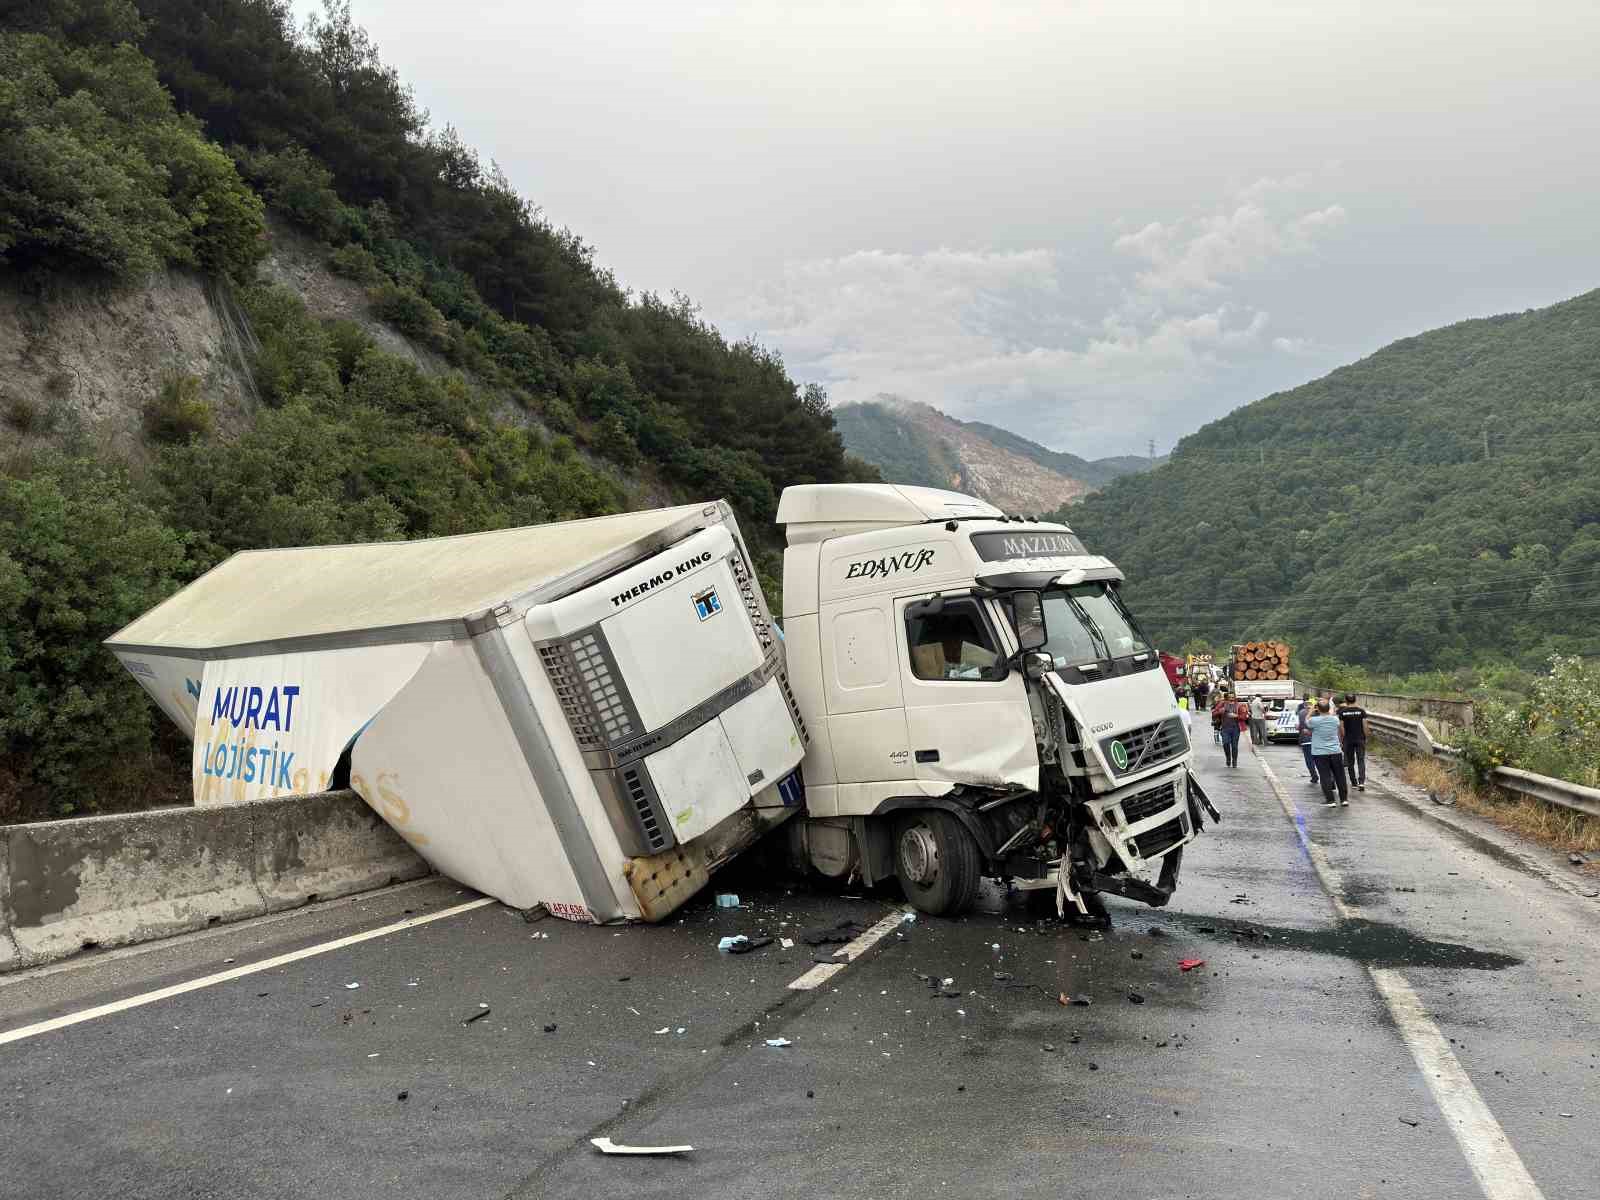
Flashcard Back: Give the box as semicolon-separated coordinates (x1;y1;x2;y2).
2;738;1597;1199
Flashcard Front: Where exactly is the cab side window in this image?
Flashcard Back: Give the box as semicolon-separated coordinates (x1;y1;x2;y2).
907;601;1002;681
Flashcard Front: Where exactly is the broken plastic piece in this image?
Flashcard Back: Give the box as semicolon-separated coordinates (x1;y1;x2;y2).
779;937;795;949
727;936;773;955
764;1038;792;1047
718;936;749;953
462;1006;491;1025
715;893;741;907
1179;959;1206;972
591;1137;693;1156
901;912;916;924
344;982;360;990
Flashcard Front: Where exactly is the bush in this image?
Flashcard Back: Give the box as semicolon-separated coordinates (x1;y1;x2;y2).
231;144;343;241
1455;655;1600;788
143;372;213;442
327;243;384;286
369;282;449;352
593;411;641;469
4;394;51;434
0;455;189;817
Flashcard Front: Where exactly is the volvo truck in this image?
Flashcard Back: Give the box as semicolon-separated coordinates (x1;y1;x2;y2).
776;484;1217;918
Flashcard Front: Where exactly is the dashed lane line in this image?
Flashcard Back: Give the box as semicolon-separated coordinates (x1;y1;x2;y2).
1257;752;1545;1200
0;897;496;1048
787;907;909;990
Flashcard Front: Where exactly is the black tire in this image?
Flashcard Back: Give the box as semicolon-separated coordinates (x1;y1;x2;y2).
893;810;981;916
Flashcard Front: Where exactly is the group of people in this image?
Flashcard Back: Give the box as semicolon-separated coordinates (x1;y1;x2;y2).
1297;692;1368;808
1195;684;1370;807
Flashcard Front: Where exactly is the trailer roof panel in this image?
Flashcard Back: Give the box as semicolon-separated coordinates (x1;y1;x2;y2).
108;504;714;654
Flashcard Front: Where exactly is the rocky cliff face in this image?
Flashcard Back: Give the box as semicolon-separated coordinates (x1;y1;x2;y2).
0;221;456;460
833;397;1096;512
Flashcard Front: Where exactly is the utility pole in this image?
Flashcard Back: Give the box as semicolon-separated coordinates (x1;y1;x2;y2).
1148;438;1156;462
1483;421;1491;460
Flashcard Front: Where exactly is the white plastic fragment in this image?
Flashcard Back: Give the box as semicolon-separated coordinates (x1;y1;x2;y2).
715;893;741;908
718;936;749;952
780;938;795;949
901;912;916;924
765;1038;792;1047
653;1027;670;1035
591;1137;693;1156
344;982;360;990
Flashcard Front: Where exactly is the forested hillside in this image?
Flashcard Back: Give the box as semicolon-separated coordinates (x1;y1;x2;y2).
1061;289;1600;672
0;0;872;820
835;397;1153;510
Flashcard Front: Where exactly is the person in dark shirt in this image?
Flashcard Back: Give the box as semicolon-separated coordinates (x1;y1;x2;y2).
1296;696;1319;785
1336;693;1369;791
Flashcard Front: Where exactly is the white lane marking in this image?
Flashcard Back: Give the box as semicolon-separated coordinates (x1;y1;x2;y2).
788;908;907;991
0;898;496;1048
1257;754;1545;1200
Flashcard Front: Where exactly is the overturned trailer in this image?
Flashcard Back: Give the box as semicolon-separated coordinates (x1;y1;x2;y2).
106;503;807;923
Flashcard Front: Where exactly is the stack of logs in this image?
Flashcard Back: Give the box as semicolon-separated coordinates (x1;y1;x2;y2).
1233;641;1291;680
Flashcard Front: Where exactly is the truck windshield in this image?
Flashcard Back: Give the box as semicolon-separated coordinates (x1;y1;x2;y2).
1037;584;1153;668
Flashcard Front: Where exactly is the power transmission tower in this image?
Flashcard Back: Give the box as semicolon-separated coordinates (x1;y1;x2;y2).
1148;438;1155;461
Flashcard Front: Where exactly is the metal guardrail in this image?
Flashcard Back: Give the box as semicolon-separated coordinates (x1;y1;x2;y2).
1367;710;1600;819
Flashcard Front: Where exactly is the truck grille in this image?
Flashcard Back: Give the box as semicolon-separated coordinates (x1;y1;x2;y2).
1134;816;1185;859
621;764;670;852
538;632;639;749
729;549;774;652
1100;716;1188;778
1122;779;1179;824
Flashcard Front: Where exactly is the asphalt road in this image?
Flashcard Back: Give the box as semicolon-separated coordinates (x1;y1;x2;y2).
2;735;1597;1199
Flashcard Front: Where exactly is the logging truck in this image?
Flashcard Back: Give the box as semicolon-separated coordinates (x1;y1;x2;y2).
1227;641;1297;704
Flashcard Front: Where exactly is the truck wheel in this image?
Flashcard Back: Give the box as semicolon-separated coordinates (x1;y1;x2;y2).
893;811;980;916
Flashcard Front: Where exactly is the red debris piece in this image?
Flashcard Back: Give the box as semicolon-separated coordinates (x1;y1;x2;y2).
1179;959;1206;972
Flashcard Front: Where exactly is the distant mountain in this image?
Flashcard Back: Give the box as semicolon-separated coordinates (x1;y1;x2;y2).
1059;288;1600;673
834;398;1158;512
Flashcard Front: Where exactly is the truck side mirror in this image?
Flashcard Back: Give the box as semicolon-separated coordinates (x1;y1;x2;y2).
1013;591;1047;651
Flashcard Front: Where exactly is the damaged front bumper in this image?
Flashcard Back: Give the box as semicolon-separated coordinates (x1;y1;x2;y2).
1072;765;1220;908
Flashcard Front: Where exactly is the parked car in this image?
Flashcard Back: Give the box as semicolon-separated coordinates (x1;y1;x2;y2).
1267;706;1302;743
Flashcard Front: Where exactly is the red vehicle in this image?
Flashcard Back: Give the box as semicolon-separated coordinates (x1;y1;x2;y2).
1159;651;1187;693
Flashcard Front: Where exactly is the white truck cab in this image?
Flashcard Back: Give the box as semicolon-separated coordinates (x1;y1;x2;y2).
779;483;1218;917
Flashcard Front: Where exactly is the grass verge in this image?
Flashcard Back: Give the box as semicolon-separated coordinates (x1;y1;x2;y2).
1386;749;1600;868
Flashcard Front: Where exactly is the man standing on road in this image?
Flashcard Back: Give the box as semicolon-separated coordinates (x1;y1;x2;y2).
1308;698;1349;807
1217;692;1242;767
1247;694;1267;746
1336;693;1369;791
1296;694;1320;786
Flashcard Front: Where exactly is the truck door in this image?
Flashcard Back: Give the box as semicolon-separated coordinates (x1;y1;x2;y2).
895;594;1039;790
818;595;912;783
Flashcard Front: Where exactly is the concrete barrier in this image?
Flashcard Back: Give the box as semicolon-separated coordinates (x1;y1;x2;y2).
0;791;428;972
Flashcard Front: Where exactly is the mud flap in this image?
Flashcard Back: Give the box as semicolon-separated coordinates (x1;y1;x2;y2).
1187;768;1221;826
1055;861;1091;919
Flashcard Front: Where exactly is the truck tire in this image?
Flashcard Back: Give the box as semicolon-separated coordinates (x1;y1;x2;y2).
893;811;980;916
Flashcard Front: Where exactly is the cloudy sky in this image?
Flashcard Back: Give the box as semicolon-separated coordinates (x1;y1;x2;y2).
307;2;1600;458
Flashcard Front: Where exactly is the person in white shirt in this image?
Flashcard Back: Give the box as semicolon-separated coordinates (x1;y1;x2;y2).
1247;694;1267;746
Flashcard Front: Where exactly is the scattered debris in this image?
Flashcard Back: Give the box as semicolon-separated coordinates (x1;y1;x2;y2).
654;1027;670;1035
1058;993;1092;1007
1398;1117;1420;1128
1041;1043;1056;1052
1569;853;1589;866
1229;894;1252;906
993;971;1013;981
397;1091;409;1102
941;977;955;987
802;920;864;946
780;938;795;949
519;904;549;923
1148;927;1167;937
727;936;774;955
901;912;917;924
344;983;361;990
764;1038;792;1048
591;1137;693;1156
462;1005;492;1026
1088;1063;1099;1071
1130;951;1144;960
543;1023;557;1033
715;893;741;908
223;958;235;964
718;936;749;953
1127;991;1145;1004
1559;1112;1573;1118
1179;959;1206;972
617;976;631;982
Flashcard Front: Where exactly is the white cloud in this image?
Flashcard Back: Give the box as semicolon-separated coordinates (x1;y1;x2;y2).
716;177;1351;457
